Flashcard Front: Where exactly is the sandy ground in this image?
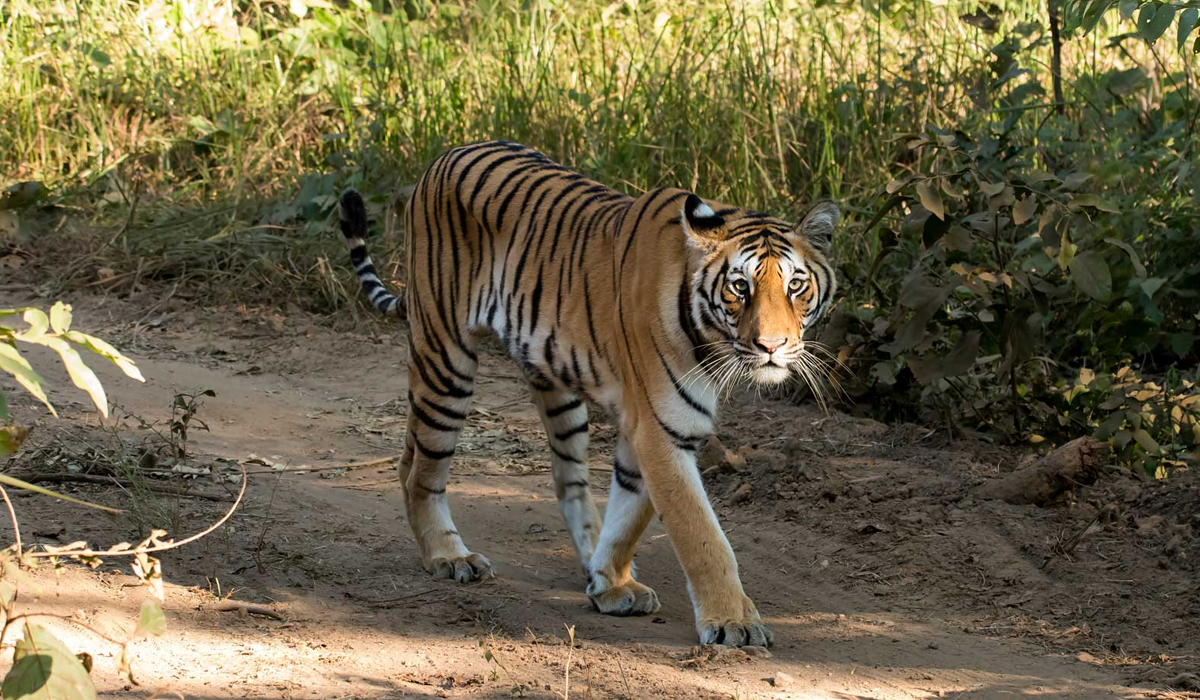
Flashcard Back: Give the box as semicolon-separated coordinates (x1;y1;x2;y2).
1;287;1197;700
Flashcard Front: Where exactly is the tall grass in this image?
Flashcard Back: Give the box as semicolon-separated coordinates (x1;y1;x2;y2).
2;0;1197;461
3;0;1070;210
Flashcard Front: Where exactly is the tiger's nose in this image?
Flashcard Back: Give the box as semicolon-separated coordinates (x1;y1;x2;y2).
755;337;786;354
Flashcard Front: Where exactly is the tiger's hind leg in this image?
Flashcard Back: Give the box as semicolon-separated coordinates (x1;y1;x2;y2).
530;386;602;569
401;339;493;583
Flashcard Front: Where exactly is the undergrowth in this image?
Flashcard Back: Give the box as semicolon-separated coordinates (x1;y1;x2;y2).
1;0;1197;473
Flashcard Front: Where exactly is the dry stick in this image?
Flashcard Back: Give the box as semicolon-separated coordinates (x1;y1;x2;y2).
242;455;400;477
0;484;22;556
22;474;229;503
25;465;246;560
201;601;285;621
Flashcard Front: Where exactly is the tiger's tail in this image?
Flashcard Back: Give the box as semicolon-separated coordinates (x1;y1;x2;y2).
339;189;403;318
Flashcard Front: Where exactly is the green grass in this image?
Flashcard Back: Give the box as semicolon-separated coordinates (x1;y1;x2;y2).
2;0;1197;463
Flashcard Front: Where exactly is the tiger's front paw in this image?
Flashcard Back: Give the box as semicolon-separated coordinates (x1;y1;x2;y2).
696;595;774;647
426;552;494;583
586;573;660;616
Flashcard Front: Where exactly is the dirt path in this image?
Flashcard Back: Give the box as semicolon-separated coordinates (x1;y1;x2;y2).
3;291;1194;699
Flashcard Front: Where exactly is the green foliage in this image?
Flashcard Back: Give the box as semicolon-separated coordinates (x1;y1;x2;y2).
830;15;1199;474
2;622;97;700
0;0;1196;472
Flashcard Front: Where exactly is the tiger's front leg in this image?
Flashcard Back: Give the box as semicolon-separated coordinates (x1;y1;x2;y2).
632;425;774;648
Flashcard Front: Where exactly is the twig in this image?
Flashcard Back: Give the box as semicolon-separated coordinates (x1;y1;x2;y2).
25;464;246;559
242;454;400;476
20;474;228;503
364;588;439;606
0;484;21;556
201;601;285;620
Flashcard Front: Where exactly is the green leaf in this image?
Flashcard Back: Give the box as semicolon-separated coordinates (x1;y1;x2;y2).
1119;0;1137;20
1104;237;1146;277
20;309;48;341
0;182;46;211
943;331;981;377
0;474;122;514
17;336;108;418
0;425;29;457
2;622;98;700
1139;2;1175;44
136;599;167;638
62;332;144;382
1013;196;1037;225
1137;276;1167;297
1178;8;1199;52
1069;251;1113;300
1132;428;1160;454
0;580;15;608
1068;194;1120;213
0;343;55;416
979;180;1006;197
0;388;7;422
48;303;72;335
1057;227;1077;270
916;180;945;220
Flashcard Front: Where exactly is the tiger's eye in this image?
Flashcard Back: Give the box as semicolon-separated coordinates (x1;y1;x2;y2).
730;279;749;296
789;278;805;292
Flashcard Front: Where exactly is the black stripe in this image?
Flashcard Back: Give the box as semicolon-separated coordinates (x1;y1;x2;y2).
554;424;588;441
545;398;583;418
412;433;455;461
550;444;584;464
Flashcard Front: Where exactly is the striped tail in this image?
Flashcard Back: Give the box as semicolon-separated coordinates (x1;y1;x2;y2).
339;189;403;317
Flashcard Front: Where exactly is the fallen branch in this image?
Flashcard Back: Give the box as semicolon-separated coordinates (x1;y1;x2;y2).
243;454;400;476
20;473;229;502
201;601;285;621
975;437;1107;506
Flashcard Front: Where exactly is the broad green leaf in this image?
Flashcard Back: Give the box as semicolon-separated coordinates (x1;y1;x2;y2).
0;474;121;513
943;330;981;377
62;332;144;382
1139;2;1175;44
916;180;945;220
979;180;1005;197
136;599;167;638
1179;8;1199;52
1;622;98;700
1104;237;1146;277
1137;277;1167;297
1069;251;1113;300
1119;0;1137;20
49;303;72;335
18;336;108;418
1132;428;1160;454
0;388;7;422
1013;196;1037;225
1057;227;1077;270
0;344;55;416
19;309;48;341
0;425;29;457
1068;194;1120;213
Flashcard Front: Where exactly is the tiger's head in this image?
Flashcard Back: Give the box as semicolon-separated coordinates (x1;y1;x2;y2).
680;193;840;390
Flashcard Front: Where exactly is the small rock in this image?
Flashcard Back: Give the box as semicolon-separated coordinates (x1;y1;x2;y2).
927;642;939;650
728;483;752;505
1075;651;1100;665
771;671;796;688
743;645;772;659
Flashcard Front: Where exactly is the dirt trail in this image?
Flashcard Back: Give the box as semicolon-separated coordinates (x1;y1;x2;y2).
2;290;1193;699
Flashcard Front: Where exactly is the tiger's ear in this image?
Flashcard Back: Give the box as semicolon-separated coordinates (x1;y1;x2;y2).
794;201;840;252
680;193;727;249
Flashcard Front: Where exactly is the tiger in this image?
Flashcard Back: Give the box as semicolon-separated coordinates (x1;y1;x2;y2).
338;140;838;648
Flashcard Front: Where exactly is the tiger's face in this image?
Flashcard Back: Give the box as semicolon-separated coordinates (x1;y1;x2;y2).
682;195;839;388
